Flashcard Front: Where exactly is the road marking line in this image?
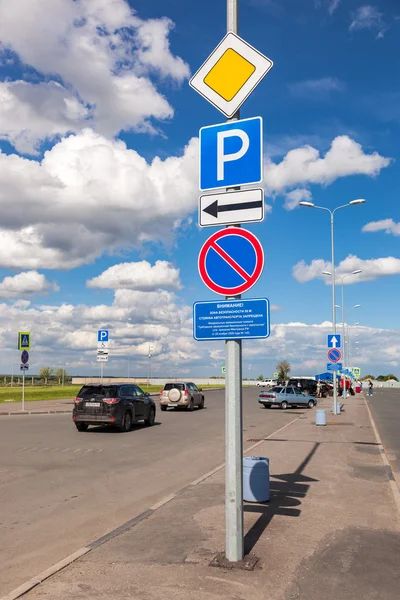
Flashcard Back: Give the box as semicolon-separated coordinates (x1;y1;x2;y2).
73;449;81;453
0;413;302;600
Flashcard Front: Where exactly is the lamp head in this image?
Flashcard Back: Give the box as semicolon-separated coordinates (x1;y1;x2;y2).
352;269;362;275
349;198;366;205
323;270;332;276
299;201;315;208
354;304;361;308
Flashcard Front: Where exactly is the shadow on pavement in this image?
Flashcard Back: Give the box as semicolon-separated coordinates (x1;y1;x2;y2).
244;442;320;554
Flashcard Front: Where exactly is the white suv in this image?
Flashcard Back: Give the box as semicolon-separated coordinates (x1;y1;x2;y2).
256;379;277;387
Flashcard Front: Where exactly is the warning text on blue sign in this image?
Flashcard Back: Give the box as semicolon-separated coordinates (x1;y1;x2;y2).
193;298;270;341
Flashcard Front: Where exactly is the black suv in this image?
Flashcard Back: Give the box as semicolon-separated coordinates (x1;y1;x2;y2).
288;378;330;398
72;384;156;432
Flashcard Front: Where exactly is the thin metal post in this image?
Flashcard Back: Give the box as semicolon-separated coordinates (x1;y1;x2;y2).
22;370;25;412
225;0;244;563
341;283;346;399
100;362;103;383
330;212;338;415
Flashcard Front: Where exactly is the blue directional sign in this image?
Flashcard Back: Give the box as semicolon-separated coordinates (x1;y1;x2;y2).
327;362;342;371
327;334;341;348
199;117;263;191
193;298;270;341
97;329;109;343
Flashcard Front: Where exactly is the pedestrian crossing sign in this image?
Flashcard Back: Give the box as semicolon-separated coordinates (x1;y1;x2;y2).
18;331;30;350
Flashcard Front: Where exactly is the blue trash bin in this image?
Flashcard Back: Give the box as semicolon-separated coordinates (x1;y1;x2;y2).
243;456;270;503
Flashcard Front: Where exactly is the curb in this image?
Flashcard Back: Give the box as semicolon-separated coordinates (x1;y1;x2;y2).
0;410;72;416
364;394;400;516
0;414;301;600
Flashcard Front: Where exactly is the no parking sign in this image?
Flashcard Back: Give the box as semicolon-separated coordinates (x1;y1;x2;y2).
198;228;264;296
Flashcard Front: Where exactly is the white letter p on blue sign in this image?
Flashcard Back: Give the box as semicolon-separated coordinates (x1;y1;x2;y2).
98;329;109;342
200;117;263;191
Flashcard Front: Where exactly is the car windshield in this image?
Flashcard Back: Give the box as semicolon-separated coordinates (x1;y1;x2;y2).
271;386;283;393
78;385;119;397
164;383;185;391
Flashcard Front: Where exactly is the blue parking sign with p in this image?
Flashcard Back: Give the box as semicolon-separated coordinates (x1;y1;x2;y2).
98;329;109;342
199;117;263;191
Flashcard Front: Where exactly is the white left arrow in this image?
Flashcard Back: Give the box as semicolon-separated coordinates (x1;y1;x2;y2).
330;336;338;348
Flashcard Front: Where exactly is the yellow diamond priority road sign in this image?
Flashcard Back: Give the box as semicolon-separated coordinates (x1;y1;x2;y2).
190;32;273;118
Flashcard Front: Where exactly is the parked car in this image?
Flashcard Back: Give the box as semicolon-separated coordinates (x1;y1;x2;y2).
256;379;278;387
160;382;204;411
72;383;156;432
258;385;317;409
288;378;330;398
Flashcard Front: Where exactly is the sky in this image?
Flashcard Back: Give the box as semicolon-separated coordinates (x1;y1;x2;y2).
0;0;399;379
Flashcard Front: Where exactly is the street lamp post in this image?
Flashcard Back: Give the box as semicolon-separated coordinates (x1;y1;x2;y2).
148;344;154;387
323;270;362;398
300;199;365;414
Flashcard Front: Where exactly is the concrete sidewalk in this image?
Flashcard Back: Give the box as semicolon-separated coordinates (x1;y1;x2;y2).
13;394;400;600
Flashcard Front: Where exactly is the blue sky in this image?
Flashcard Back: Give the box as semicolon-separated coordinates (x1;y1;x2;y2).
0;0;399;378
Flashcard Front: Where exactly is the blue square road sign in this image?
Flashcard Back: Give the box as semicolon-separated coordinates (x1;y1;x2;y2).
199;117;263;191
97;330;109;343
327;334;341;348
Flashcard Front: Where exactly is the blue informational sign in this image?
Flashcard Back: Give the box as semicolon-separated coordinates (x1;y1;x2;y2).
97;329;109;343
193;298;270;341
199;117;263;191
327;363;342;371
327;334;341;348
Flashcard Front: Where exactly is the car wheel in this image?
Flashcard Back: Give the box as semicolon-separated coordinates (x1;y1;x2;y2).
281;401;288;410
198;396;205;409
120;410;132;432
308;400;315;408
263;405;270;409
160;405;167;411
187;399;194;411
144;408;155;426
75;422;88;432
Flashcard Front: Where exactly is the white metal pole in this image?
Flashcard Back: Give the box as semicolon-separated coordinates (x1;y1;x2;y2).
22;369;24;410
100;362;103;383
341;282;346;399
330;211;338;414
225;0;244;563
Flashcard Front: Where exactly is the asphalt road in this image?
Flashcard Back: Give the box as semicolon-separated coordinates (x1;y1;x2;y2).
367;387;400;481
0;387;306;595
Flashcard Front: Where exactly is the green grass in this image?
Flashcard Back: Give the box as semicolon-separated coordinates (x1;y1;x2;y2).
0;383;226;404
0;385;82;403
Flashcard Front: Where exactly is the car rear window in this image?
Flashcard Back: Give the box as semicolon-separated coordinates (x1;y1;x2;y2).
78;385;119;397
164;383;185;391
271;386;283;392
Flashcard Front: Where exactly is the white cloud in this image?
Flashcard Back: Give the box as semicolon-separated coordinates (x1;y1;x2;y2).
288;77;344;99
314;0;341;16
349;5;386;38
264;135;391;195
284;188;312;211
87;260;181;291
0;130;198;269
293;255;400;284
328;0;341;15
362;219;400;236
0;0;190;152
0;270;59;299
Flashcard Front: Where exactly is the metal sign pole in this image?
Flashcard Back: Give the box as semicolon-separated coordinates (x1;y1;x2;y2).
22;369;25;412
100;362;103;383
330;212;338;415
225;0;244;563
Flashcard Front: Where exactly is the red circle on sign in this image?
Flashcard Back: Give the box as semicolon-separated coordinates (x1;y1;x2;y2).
327;348;342;363
198;228;264;296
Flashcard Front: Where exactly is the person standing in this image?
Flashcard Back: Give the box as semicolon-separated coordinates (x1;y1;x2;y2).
316;379;322;398
368;380;373;396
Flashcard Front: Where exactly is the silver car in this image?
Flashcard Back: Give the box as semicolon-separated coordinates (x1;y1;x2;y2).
258;385;317;409
160;382;205;411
